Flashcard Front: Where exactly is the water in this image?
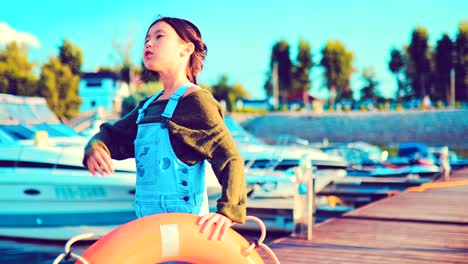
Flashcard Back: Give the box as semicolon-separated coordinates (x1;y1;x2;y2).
0;230;287;263
0;237;92;264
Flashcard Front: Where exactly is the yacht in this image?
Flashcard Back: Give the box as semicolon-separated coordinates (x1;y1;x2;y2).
0;94;136;240
224;116;348;198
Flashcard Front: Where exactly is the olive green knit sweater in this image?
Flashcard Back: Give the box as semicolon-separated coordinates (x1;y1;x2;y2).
83;89;246;223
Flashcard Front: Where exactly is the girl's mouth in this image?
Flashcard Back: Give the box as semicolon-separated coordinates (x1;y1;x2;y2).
144;50;153;57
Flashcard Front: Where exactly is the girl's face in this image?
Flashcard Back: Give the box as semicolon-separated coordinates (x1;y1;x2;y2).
143;21;187;73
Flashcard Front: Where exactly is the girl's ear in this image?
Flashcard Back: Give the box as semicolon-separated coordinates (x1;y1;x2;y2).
183;42;195;56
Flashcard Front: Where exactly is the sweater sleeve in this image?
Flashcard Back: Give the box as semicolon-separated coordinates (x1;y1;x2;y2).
83;101;143;167
168;90;247;223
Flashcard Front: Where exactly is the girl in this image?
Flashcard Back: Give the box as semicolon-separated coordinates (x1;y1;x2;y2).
83;16;246;241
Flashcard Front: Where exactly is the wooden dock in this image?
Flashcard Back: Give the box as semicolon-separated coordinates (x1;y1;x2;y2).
258;168;468;264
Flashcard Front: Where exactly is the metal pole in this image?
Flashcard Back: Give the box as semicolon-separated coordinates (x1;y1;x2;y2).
293;154;315;240
272;62;279;110
450;69;455;107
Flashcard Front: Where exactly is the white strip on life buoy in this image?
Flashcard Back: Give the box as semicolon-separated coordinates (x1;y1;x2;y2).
160;224;179;257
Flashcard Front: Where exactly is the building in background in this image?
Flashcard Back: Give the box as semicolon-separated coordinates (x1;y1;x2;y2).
79;72;129;113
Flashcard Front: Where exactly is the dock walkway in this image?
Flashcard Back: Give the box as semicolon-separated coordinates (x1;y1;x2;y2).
259;168;468;263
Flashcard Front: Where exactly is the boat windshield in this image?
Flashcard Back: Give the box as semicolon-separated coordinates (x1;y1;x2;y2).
0;124;80;140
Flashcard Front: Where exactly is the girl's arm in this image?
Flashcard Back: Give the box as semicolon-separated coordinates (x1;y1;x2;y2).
83;100;144;168
169;90;247;224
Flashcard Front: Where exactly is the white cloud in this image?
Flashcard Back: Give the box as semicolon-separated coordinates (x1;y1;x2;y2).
0;22;40;48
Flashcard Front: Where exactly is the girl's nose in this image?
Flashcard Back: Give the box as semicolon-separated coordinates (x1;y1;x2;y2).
145;40;152;48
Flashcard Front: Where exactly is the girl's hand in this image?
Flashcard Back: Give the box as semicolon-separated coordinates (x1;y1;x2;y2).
85;148;114;176
197;213;233;240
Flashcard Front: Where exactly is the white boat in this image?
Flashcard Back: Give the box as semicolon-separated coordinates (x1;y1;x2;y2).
0;167;136;241
243;168;346;198
224;116;348;198
0;94;137;240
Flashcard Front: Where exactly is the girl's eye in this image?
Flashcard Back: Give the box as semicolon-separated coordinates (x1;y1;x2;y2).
156;34;163;39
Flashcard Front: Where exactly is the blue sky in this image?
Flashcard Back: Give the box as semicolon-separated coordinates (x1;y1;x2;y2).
1;0;467;99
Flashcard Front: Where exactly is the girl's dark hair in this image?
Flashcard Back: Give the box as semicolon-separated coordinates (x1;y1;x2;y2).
146;16;207;84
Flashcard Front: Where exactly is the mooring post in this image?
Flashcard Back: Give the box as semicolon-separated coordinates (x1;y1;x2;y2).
292;154;315;240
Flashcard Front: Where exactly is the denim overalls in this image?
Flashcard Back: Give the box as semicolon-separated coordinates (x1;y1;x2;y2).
134;84;209;218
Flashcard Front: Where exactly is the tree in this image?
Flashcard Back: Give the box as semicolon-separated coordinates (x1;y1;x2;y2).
58;39;83;75
211;75;230;104
360;67;380;101
407;27;432;98
231;83;249;99
38;57;81;120
120;81;163;117
320;40;354;106
0;42;38;96
140;61;159;83
111;26;136;86
264;40;293;102
211;75;248;112
454;21;468;101
388;48;405;101
434;34;453;103
119;64;132;84
199;83;213;94
292;39;313;108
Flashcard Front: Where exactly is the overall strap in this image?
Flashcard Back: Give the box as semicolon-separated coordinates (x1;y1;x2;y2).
161;83;194;127
135;91;163;124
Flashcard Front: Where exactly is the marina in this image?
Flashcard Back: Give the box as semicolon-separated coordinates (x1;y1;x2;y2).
1;94;467;263
1;168;467;263
256;168;468;264
3;1;468;262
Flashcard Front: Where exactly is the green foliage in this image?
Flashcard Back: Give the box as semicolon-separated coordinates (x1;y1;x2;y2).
96;66;117;74
263;71;273;97
360;66;380;101
407;27;431;98
38;57;81;120
59;39;83;75
454;21;468;101
233;108;268;114
120;81;163;117
388;48;406;100
265;39;314;109
434;34;453;103
140;61;159;82
211;75;248;112
119;64;132;84
199;83;213;93
292;39;314;108
292;39;313;93
211;75;231;106
320;40;354;105
265;40;293;99
377;103;386;111
0;40;82;120
0;42;38;96
436;100;445;109
395;103;403;111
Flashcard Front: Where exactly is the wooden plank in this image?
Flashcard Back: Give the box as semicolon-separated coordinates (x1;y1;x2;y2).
258;168;468;264
259;218;468;264
344;176;468;224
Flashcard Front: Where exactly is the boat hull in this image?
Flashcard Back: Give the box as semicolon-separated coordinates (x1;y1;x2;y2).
0;167;136;240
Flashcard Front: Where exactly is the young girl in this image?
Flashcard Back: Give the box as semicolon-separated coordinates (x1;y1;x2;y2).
83;16;246;241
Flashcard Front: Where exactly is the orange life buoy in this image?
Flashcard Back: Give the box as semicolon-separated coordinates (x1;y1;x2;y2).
77;213;265;264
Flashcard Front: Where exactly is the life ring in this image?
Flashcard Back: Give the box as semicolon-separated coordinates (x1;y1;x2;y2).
77;213;265;264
